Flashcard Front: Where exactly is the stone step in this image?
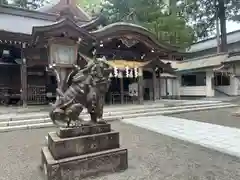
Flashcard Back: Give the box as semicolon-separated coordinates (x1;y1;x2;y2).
0;100;224;118
0;102;232;122
0;116;119;132
0;106;50;115
105;104;239;120
0;103;164;121
0;122;54;132
0;103;237;133
104;102;234;117
0;102;235;126
0;100;221;115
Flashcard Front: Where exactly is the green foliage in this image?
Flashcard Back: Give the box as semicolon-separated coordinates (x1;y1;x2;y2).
81;0;240;43
91;0;196;49
180;0;240;38
77;0;102;15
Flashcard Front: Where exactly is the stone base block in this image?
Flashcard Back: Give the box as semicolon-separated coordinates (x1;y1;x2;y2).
58;123;111;138
48;131;120;160
41;146;128;180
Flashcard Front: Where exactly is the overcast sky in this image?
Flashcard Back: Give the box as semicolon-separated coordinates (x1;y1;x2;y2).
226;20;240;32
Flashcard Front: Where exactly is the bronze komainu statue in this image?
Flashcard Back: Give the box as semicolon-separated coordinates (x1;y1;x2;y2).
49;57;112;127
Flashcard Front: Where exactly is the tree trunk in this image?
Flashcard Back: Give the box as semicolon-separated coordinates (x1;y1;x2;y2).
169;0;177;15
218;0;227;52
215;0;221;53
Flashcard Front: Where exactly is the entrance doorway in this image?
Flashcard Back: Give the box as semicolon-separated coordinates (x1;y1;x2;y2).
106;77;138;104
46;75;57;103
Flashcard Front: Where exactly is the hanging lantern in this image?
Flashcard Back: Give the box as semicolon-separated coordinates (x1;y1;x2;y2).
129;69;133;78
114;67;118;77
134;67;138;77
125;66;129;77
118;71;123;78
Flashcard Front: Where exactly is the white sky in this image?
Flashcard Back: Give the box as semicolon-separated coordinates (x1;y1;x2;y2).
226;20;240;33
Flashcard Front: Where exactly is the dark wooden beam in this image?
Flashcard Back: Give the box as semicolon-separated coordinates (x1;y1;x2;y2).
152;70;157;101
138;68;144;104
20;43;27;107
120;77;124;104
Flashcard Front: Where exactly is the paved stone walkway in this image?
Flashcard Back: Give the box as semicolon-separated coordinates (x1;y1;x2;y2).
3;121;240;180
122;115;240;158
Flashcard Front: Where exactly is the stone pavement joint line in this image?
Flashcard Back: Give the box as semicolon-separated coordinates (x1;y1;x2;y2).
122;115;240;158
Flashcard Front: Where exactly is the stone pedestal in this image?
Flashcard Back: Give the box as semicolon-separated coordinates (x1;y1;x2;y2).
41;123;128;180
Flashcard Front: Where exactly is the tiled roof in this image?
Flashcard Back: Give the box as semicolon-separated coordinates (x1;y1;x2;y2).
162;53;228;72
223;55;240;63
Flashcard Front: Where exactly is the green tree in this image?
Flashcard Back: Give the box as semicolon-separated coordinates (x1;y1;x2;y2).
97;0;196;49
180;0;240;51
78;0;102;15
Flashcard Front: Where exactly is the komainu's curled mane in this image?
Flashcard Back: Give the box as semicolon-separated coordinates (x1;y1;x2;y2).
49;57;112;127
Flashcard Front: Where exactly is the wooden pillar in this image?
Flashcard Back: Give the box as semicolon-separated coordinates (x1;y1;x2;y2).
165;78;168;98
152;69;157;101
20;43;27;107
159;72;161;99
119;72;124;104
176;74;181;99
138;68;144;104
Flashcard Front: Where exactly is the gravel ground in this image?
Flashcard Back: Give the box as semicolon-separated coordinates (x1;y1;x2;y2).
1;121;240;180
170;107;240;129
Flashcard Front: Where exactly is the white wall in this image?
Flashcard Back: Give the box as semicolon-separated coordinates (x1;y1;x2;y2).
179;71;214;97
215;76;238;95
213;65;239;96
180;86;207;96
160;78;179;97
234;65;240;95
143;78;178;99
206;71;215;96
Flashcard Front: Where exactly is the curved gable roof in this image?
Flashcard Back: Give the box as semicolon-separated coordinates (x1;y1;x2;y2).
31;17;96;45
91;22;180;53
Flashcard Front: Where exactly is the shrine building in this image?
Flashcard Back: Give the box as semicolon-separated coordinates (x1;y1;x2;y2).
0;0;186;106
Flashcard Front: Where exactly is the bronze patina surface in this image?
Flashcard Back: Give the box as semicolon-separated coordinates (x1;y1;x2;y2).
49;56;112;127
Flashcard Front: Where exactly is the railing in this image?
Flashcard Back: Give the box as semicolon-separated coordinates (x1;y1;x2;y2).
110;92;138;104
27;85;46;105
